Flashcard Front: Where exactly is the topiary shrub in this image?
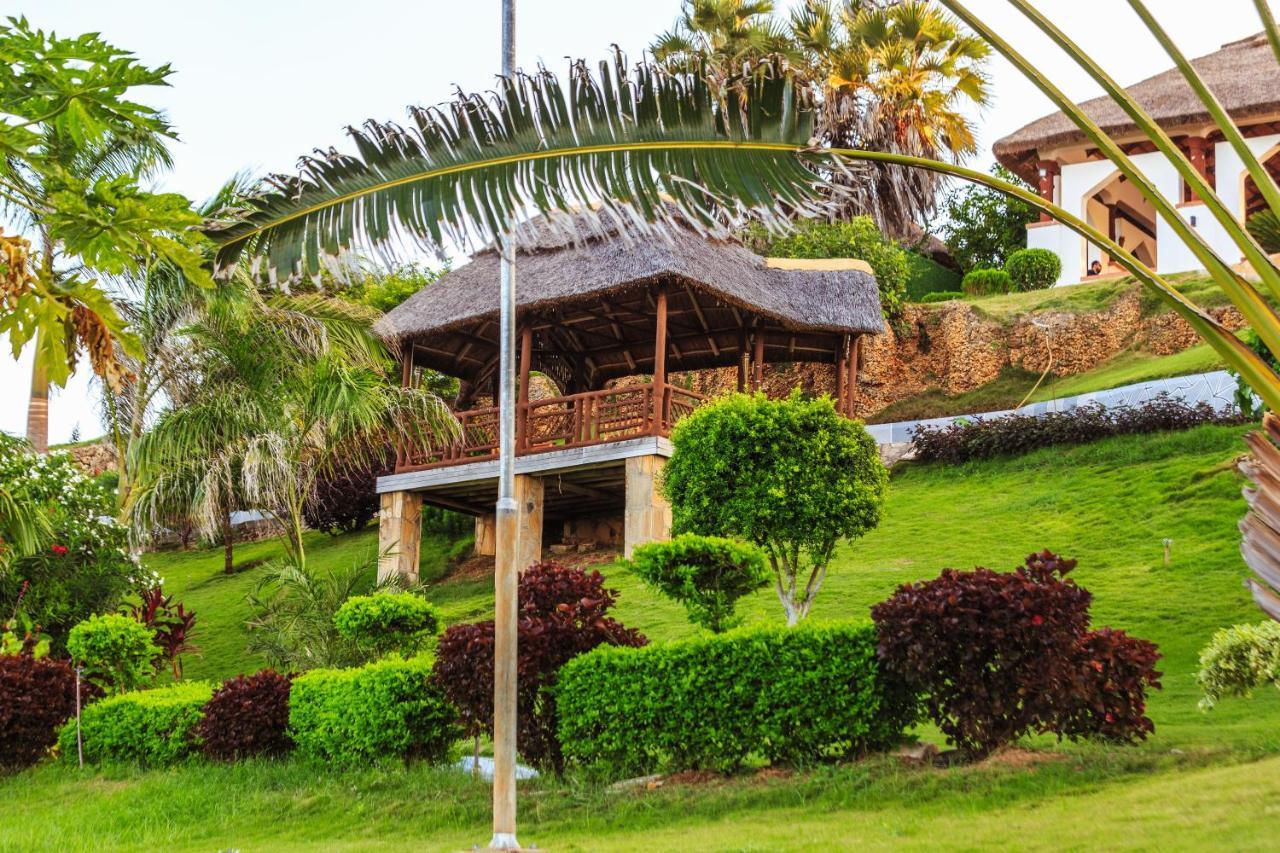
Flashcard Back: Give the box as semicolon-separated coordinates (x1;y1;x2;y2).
67;613;159;695
872;550;1161;759
0;653;81;769
1004;248;1061;291
662;391;887;625
1198;621;1280;709
916;290;965;304
624;534;768;633
557;622;916;777
903;251;962;301
197;670;294;761
333;592;441;659
960;267;1014;296
289;656;458;766
432;561;646;774
57;681;213;766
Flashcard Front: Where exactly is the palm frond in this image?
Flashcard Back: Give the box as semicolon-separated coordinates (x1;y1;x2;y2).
205;53;825;278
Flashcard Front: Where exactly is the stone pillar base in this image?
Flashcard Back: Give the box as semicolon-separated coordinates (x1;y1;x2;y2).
514;474;544;572
624;455;672;557
474;513;497;556
378;490;424;584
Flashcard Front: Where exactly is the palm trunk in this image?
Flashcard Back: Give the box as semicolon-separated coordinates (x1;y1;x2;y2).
222;512;235;575
26;352;50;454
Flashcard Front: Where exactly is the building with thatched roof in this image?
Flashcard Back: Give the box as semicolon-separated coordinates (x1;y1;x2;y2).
373;216;883;582
993;32;1280;285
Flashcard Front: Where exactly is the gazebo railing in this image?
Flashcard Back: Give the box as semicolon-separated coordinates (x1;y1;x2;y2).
395;381;709;472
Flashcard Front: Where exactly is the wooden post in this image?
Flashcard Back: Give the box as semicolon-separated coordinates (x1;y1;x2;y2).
736;330;747;393
401;343;413;388
517;325;532;451
835;335;848;415
846;335;860;416
752;330;765;392
1036;159;1060;223
652;289;667;434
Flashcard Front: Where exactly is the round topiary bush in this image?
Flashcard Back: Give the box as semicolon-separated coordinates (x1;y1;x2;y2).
960;267;1014;296
67;613;159;695
198;669;294;761
1004;248;1061;291
625;533;768;633
332;592;441;659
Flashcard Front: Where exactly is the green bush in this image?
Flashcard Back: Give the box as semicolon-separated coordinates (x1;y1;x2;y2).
57;681;212;766
67;613;158;695
904;251;962;301
557;622;915;777
289;657;459;765
624;534;768;633
917;290;965;304
1004;248;1061;291
662;391;887;625
1198;621;1280;709
741;217;909;320
960;267;1014;296
333;593;441;659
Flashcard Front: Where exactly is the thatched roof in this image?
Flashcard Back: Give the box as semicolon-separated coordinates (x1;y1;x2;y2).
994;33;1280;181
380;215;883;391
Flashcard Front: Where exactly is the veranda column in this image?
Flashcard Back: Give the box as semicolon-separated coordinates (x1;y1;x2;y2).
1036;159;1060;223
517;325;532;451
377;490;423;584
752;330;765;392
514;474;543;572
1184;137;1211;202
736;330;748;392
846;335;860;417
835;335;848;415
652;289;667;433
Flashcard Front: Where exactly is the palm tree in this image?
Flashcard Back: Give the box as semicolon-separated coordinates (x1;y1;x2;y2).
0;434;52;572
126;291;457;570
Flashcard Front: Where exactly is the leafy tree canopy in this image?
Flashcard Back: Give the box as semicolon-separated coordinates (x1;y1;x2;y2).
937;164;1037;274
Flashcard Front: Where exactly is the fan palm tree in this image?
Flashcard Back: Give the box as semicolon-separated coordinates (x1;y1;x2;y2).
126;291;457;570
205;9;1280;618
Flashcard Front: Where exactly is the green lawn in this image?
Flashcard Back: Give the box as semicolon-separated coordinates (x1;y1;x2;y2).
4;424;1278;850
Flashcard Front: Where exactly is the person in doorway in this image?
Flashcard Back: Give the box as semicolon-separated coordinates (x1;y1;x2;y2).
1087;260;1103;277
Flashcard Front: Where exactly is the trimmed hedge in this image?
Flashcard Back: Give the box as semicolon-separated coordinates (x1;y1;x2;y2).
57;681;212;765
289;657;459;765
960;267;1014;296
556;623;914;776
917;290;964;304
904;251;962;301
1005;248;1061;291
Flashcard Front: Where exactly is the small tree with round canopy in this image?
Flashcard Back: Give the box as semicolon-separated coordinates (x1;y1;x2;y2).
662;391;887;625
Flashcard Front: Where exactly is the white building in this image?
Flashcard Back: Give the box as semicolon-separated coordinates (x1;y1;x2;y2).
993;32;1280;286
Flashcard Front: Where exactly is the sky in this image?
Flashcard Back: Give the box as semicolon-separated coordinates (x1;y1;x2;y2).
2;0;1269;443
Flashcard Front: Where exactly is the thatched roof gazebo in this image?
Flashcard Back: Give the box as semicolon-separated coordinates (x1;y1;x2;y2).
373;216;882;576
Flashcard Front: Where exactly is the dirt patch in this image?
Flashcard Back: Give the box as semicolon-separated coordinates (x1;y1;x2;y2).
752;767;794;783
982;747;1069;769
664;770;723;787
442;547;621;583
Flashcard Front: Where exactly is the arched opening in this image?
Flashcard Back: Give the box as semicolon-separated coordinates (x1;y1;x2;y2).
1083;170;1158;278
1241;142;1280;220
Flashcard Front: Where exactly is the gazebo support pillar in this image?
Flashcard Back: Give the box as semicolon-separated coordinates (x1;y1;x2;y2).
652;290;667;433
624;455;671;557
752;331;765;392
377;490;423;584
514;473;543;572
474;513;497;557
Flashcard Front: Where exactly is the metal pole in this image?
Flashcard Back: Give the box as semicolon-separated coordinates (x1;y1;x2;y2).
490;0;521;849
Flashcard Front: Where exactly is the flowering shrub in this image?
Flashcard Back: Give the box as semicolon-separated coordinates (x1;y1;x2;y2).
432;562;646;774
872;551;1161;758
198;669;293;761
0;448;150;649
912;395;1246;464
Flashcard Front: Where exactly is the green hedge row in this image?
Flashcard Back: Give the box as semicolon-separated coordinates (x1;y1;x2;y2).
56;658;458;767
905;252;962;301
556;622;915;776
57;681;212;765
290;657;458;765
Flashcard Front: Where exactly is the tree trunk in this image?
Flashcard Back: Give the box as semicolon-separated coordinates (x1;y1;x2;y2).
25;352;49;454
222;512;235;575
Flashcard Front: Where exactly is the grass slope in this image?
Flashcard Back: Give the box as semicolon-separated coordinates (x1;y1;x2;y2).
5;424;1278;851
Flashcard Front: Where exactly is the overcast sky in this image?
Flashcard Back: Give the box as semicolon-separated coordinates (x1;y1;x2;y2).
3;0;1270;443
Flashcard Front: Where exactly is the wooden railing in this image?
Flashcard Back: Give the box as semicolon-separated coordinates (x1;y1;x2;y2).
396;382;709;472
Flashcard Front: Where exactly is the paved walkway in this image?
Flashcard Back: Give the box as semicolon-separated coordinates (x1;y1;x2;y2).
864;370;1238;445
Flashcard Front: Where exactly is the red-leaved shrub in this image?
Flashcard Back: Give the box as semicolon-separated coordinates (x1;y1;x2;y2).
871;550;1161;758
432;562;646;774
304;455;391;535
128;587;199;679
0;654;80;768
197;670;293;761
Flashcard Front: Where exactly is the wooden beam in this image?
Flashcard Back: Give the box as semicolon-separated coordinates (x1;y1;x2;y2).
752;331;765;392
653;289;667;434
